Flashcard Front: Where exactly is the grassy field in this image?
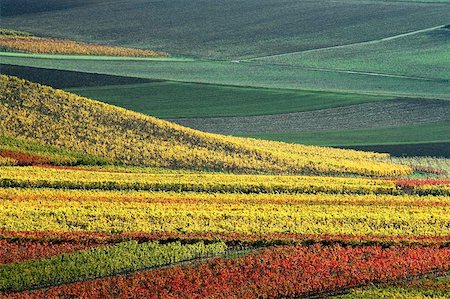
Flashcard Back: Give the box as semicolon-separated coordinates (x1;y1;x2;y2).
67;82;391;118
255;26;450;80
2;54;449;100
2;0;450;58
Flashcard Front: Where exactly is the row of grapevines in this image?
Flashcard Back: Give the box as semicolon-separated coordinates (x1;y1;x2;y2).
2;230;449;249
0;157;15;166
0;166;403;195
0;240;227;293
6;244;450;298
2;193;449;236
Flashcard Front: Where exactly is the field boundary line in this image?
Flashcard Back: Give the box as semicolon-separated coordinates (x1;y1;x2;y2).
246;24;447;60
240;60;443;81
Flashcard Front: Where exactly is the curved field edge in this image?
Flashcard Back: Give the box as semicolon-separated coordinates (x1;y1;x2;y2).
0;75;410;176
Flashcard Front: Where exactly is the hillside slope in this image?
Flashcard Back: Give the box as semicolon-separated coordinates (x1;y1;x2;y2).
0;75;410;176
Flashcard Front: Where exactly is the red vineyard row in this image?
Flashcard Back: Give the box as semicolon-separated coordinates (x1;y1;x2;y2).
4;244;450;298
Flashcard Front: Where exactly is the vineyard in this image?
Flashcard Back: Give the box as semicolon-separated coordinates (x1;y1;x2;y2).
0;29;168;58
0;75;411;177
1;63;449;296
0;163;449;297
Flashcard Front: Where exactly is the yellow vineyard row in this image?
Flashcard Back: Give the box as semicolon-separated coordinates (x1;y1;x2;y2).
1;189;449;236
0;31;168;57
0;166;400;195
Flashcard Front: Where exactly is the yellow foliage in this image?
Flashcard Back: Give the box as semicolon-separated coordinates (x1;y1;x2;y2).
0;75;412;176
0;34;168;57
0;166;399;194
1;188;448;236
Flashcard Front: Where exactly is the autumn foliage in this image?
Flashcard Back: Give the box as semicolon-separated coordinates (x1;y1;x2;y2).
5;244;450;298
0;30;168;58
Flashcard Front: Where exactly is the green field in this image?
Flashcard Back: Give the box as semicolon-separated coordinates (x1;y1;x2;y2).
254;26;450;80
2;0;450;58
237;121;450;146
67;83;392;118
2;54;449;100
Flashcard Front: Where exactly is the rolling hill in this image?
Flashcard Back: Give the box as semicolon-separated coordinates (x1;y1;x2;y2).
2;0;450;58
0;75;411;176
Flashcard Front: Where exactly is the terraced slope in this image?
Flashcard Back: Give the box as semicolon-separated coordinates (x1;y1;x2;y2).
0;75;410;176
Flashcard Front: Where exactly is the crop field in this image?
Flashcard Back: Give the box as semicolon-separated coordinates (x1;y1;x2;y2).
1;0;450;297
253;25;450;80
2;0;450;58
1;63;447;156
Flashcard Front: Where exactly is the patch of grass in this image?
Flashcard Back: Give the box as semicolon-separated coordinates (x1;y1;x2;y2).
2;0;450;58
67;81;390;118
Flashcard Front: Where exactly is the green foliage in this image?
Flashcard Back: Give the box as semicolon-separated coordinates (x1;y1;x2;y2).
0;240;227;292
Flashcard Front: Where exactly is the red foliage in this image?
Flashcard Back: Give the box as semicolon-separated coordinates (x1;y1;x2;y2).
0;240;99;265
0;150;49;166
5;244;450;298
395;179;450;188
